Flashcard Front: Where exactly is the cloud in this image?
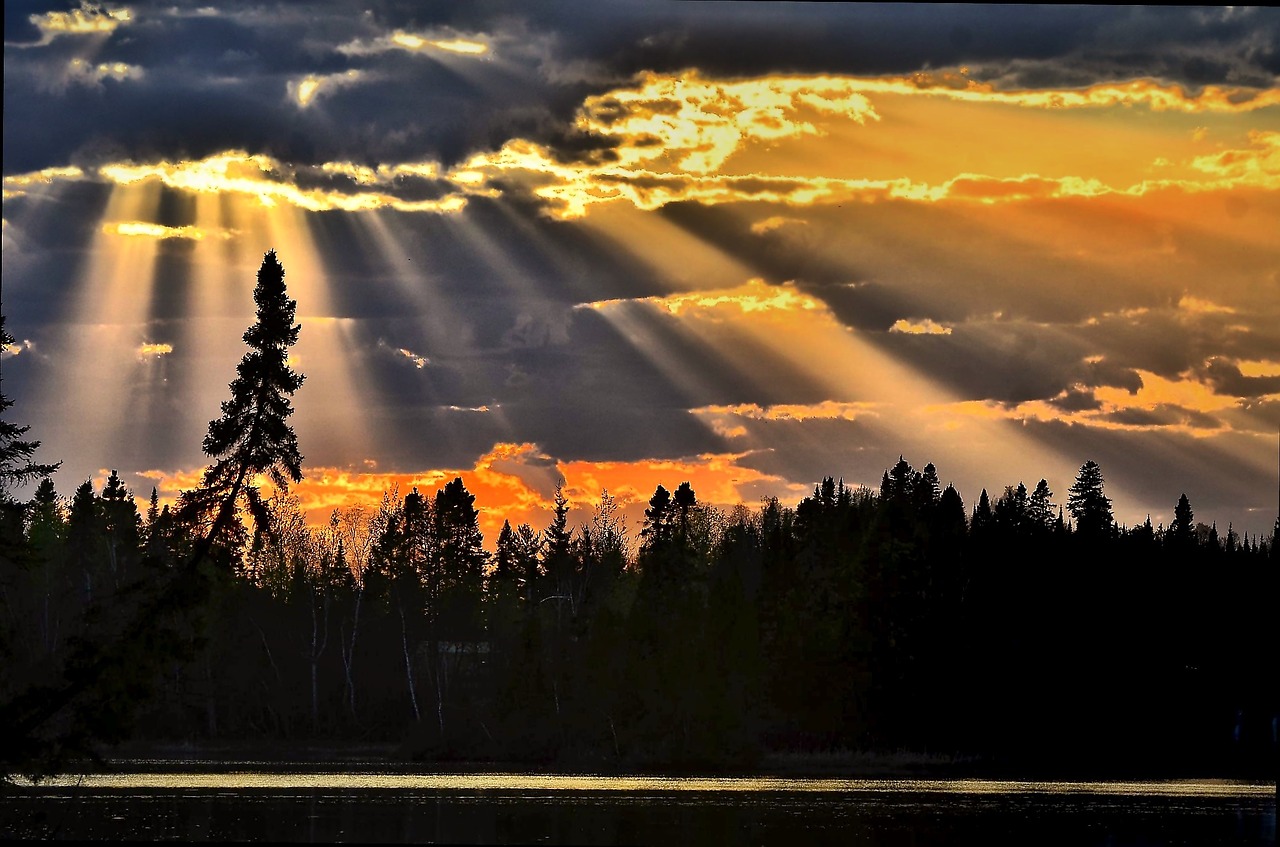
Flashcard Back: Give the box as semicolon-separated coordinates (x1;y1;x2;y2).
288;70;366;109
582;279;824;319
1;337;36;361
97;151;468;213
62;58;145;90
2;166;86;199
337;29;490;58
135;342;173;360
890;318;953;335
693;400;881;423
24;2;131;45
135;441;799;551
102;221;208;240
382;340;429;369
1188;130;1280;185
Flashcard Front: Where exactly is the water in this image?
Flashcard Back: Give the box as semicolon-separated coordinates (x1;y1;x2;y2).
3;769;1275;844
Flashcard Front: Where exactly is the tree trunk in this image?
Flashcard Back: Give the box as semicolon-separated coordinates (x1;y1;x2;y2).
341;585;362;718
399;605;420;722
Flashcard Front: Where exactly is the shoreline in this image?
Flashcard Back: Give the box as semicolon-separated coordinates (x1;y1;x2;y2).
36;742;1270;784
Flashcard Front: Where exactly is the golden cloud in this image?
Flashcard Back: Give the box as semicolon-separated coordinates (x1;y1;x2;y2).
0;337;35;360
135;342;173;359
289;70;365;108
97;151;467;213
583;279;824;320
1177;295;1237;315
28;2;131;41
936;367;1253;437
2;165;85;198
693;400;881;423
12;73;1277;219
103;221;207;240
396;348;428;369
65;58;144;87
889;318;953;335
338;29;489;58
1188;130;1280;186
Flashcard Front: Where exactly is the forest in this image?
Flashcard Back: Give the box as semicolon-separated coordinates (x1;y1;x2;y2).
1;254;1276;780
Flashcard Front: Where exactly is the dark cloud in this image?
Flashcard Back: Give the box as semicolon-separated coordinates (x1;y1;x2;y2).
1199;358;1280;398
1048;388;1103;413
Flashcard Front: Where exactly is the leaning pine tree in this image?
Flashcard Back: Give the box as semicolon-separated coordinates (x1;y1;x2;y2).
179;249;305;563
1;251;304;779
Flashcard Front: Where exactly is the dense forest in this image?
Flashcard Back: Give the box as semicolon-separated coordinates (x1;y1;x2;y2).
1;255;1276;779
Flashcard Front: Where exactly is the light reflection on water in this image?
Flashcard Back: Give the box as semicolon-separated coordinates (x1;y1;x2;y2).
11;772;1276;797
4;770;1275;845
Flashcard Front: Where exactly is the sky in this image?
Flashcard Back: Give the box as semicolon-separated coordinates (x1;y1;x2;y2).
3;1;1279;545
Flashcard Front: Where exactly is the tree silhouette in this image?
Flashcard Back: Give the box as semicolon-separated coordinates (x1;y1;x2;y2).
0;253;305;778
1067;460;1113;539
180;250;305;563
1169;493;1196;550
0;316;60;499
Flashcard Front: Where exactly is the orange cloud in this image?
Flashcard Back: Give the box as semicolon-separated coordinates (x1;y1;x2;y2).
693;400;881;423
889;318;953;335
136;443;802;552
583;278;824;320
13;72;1276;219
934;368;1249;437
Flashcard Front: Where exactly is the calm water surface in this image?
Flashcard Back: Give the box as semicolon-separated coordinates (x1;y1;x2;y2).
3;769;1275;844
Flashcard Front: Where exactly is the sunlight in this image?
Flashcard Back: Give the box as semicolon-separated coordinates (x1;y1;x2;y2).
260;203;374;470
585;275;1133;505
33;182;165;466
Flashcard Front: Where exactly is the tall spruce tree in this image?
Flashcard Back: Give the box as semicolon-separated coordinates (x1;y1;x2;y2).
1169;493;1196;550
1067;460;1113;539
180;250;304;563
0;253;305;778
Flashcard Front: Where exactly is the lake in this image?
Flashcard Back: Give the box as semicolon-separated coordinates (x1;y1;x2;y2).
3;769;1275;844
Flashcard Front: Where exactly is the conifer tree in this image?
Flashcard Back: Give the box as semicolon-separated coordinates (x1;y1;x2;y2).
1027;479;1054;531
1067;460;1113;539
0;316;60;499
0;254;304;777
1169;493;1195;550
180;250;304;563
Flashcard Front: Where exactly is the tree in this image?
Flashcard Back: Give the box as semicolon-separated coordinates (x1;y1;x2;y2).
1;252;305;778
432;477;487;639
100;470;141;590
0;316;60;499
1027;479;1054;531
1067;460;1113;539
640;484;672;552
971;489;993;534
1169;493;1195;550
179;250;305;564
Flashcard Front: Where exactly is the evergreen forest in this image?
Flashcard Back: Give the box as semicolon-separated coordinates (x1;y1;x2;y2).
1;255;1276;780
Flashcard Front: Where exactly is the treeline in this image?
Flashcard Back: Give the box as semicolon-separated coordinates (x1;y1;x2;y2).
2;457;1276;774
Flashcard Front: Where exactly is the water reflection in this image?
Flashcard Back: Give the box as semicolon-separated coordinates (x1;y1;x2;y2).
10;772;1276;796
5;772;1275;845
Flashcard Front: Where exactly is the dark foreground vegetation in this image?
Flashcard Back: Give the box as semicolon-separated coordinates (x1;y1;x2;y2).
1;255;1276;781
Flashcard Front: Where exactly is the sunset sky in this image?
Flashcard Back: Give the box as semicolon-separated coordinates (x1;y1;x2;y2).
4;2;1279;544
